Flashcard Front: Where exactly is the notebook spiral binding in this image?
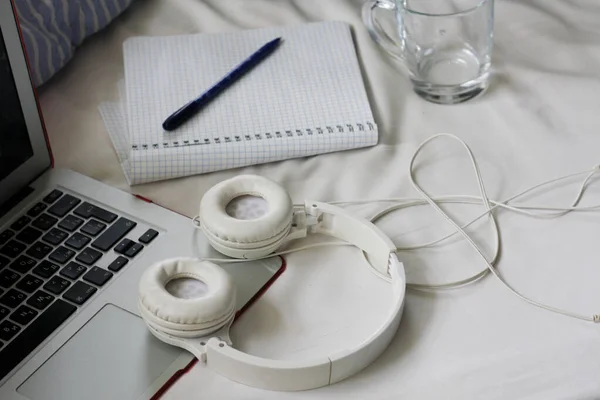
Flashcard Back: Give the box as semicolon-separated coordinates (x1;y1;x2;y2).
130;121;376;151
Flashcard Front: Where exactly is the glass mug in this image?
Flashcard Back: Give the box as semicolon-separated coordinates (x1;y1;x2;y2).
362;0;494;104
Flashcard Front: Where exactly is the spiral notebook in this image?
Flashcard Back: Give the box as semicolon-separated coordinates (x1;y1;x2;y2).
99;21;378;185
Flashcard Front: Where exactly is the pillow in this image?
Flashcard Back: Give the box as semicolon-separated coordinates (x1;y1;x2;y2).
13;0;133;87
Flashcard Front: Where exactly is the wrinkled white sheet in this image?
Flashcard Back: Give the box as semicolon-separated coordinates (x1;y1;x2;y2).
38;0;600;399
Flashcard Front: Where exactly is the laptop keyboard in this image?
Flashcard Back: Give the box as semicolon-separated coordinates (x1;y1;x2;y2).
0;189;159;381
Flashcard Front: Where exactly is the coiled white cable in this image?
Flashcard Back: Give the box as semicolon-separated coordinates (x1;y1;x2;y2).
401;133;600;322
194;133;600;323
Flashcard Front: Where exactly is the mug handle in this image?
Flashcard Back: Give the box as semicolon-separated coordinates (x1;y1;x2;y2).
362;0;405;62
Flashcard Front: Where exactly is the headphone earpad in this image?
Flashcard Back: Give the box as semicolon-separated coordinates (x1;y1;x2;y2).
138;257;236;338
199;175;294;258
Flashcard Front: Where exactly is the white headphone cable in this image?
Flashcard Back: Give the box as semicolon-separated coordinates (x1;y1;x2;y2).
403;133;599;322
362;139;598;289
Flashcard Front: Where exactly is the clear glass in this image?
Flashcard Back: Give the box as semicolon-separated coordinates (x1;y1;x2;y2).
363;0;494;104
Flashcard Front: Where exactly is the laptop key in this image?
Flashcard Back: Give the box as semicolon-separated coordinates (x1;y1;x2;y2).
75;247;102;266
74;202;118;223
15;274;43;294
0;270;20;289
26;242;53;259
0;240;26;258
114;238;134;254
139;228;159;244
0;256;9;269
107;256;128;272
48;246;76;264
26;291;55;310
58;215;84;232
89;207;117;223
10;305;38;325
32;260;60;279
0;289;27;308
73;203;95;219
47;194;81;218
42;228;68;245
43;189;63;204
60;262;87;280
43;276;71;295
91;217;137;251
32;213;58;231
0;320;20;341
10;216;31;231
63;281;97;305
9;256;37;274
81;219;106;236
65;232;91;250
16;227;43;244
0;300;76;381
27;202;47;217
0;230;14;245
83;267;113;286
0;306;8;320
125;242;144;258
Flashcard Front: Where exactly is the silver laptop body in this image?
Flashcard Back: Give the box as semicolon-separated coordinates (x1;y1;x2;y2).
0;3;283;399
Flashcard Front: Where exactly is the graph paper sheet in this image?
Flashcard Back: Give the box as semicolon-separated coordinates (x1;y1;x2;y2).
99;21;378;185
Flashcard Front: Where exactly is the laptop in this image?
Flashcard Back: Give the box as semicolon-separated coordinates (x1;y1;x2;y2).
0;2;285;399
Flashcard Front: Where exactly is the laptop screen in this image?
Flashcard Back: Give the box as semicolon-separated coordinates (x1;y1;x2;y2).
0;26;34;182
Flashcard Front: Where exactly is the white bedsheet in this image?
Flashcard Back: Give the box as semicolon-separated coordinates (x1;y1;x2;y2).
38;0;600;399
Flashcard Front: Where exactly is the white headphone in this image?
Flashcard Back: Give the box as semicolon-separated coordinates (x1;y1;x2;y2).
138;133;600;391
138;174;407;391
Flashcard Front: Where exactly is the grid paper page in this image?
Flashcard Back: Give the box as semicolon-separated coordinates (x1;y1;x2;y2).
108;21;377;184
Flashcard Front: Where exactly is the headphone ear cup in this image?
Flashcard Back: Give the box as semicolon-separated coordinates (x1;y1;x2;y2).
198;175;294;258
138;257;236;338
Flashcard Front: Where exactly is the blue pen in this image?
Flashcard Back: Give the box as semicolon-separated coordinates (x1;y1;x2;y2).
162;37;283;131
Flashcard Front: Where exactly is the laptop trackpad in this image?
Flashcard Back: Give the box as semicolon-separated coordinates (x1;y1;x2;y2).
18;304;186;400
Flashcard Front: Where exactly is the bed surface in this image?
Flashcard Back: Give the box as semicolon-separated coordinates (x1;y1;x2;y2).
37;0;600;398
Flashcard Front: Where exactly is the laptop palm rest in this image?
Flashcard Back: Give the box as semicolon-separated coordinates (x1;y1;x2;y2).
17;304;185;400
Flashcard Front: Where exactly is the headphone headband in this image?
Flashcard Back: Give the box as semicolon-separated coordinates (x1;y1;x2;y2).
138;175;406;391
204;254;405;390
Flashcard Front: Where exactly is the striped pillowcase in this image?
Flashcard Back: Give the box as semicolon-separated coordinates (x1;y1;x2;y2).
14;0;133;86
